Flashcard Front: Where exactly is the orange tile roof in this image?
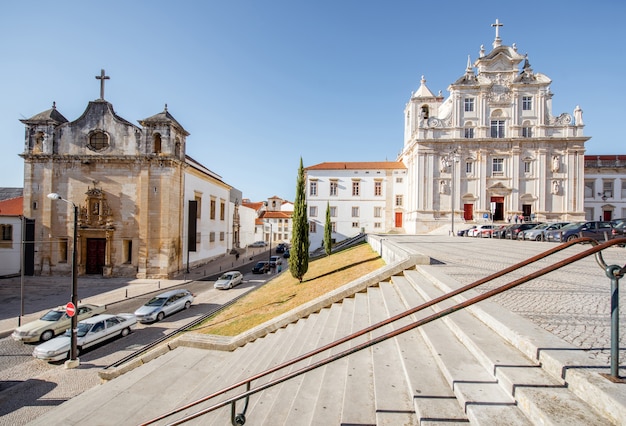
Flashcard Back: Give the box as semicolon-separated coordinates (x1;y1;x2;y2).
243;201;265;211
306;161;406;170
0;196;23;216
261;211;292;219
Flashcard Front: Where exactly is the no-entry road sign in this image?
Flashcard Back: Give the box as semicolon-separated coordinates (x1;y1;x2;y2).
66;302;76;317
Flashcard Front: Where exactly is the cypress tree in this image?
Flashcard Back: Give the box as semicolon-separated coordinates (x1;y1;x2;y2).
289;157;309;282
324;201;332;256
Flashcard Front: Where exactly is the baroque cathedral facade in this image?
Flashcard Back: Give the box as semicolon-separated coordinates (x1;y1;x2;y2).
400;20;589;234
20;71;238;279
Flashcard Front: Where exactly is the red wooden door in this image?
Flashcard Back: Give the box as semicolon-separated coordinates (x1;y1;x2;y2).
86;238;106;275
463;204;473;221
395;212;403;228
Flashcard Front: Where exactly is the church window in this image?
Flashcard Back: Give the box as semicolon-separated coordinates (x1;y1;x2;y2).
395;195;403;207
352;207;359;217
374;206;382;217
1;224;12;241
421;105;429;119
464;127;474;138
602;180;614;198
522;96;533;111
309;221;317;233
329;206;337;217
123;240;132;263
309;206;317;217
88;131;109;151
492;158;504;175
490;120;505;138
584;180;594;198
330;181;338;196
34;132;44;152
309;181;317;196
524;161;531;174
464;98;474;112
374;181;382;196
175;140;181;157
210;199;216;220
352;181;360;196
153;134;162;154
465;161;473;174
522;127;532;138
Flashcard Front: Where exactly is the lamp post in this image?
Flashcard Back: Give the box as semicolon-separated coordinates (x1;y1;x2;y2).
445;150;460;236
47;193;79;368
268;222;272;268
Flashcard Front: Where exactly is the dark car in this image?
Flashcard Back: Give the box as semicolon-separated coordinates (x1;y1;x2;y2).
252;261;270;274
505;223;539;239
612;220;626;237
282;248;290;258
457;226;476;237
545;221;614;243
492;225;512;239
275;243;287;253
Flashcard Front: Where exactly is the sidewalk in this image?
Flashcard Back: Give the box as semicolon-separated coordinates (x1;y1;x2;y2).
0;246;270;339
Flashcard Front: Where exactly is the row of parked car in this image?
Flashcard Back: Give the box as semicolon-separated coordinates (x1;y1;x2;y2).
458;218;626;243
12;289;195;362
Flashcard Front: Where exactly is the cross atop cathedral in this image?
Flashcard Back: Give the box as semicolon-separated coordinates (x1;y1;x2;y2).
491;19;503;48
95;69;110;100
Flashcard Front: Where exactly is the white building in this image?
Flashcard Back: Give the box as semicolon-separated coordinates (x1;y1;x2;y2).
305;161;407;251
584;155;626;221
400;20;589;234
0;195;23;277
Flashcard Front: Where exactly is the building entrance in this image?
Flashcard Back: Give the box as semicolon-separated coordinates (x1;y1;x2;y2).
490;197;504;221
86;238;106;274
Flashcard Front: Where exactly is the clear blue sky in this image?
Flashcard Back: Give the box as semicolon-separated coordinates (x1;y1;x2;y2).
1;1;623;202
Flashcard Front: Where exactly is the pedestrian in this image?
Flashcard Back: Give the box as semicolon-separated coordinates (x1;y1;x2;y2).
507;215;511;223
514;215;518;224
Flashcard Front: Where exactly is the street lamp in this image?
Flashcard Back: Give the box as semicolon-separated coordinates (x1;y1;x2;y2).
445;150;460;236
47;193;79;368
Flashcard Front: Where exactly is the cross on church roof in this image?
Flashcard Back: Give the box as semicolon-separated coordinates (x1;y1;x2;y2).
95;69;110;100
491;18;503;39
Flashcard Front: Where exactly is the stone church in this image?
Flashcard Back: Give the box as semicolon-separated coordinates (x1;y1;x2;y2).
20;70;238;279
400;20;590;234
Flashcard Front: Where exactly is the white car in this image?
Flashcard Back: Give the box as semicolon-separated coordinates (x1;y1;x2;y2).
249;241;267;247
32;313;136;362
467;225;493;237
134;289;194;323
214;271;243;290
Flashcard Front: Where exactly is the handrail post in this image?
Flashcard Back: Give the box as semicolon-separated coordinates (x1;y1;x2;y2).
606;264;623;379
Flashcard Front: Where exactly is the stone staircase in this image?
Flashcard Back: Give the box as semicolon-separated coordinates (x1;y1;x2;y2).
32;263;623;425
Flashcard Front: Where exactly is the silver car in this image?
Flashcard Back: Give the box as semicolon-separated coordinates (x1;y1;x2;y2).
134;289;194;323
214;271;243;290
523;222;568;241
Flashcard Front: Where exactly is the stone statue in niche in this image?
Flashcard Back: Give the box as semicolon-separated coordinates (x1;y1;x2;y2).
552;180;560;195
440;157;448;173
551;155;560;173
440;180;447;194
574;105;584;126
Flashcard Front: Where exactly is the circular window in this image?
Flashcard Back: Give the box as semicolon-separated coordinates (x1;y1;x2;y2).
88;131;109;151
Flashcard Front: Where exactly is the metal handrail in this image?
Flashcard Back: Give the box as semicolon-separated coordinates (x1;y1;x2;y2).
140;237;626;425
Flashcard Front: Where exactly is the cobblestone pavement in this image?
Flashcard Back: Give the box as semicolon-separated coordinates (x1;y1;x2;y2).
391;234;626;365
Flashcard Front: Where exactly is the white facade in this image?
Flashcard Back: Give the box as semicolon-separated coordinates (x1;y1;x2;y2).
584;155;626;221
0;209;22;277
182;158;233;271
238;204;257;248
305;162;407;250
400;22;589;234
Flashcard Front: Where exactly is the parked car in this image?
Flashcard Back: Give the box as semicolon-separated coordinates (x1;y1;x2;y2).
504;223;539;239
457;226;476;237
545;221;614;243
214;271;243;290
611;220;626;238
478;225;497;238
12;303;106;343
269;256;282;267
133;289;194;323
275;243;287;253
252;261;270;274
249;241;267;248
282;248;290;258
492;225;512;239
467;225;493;237
32;313;136;362
522;222;569;241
